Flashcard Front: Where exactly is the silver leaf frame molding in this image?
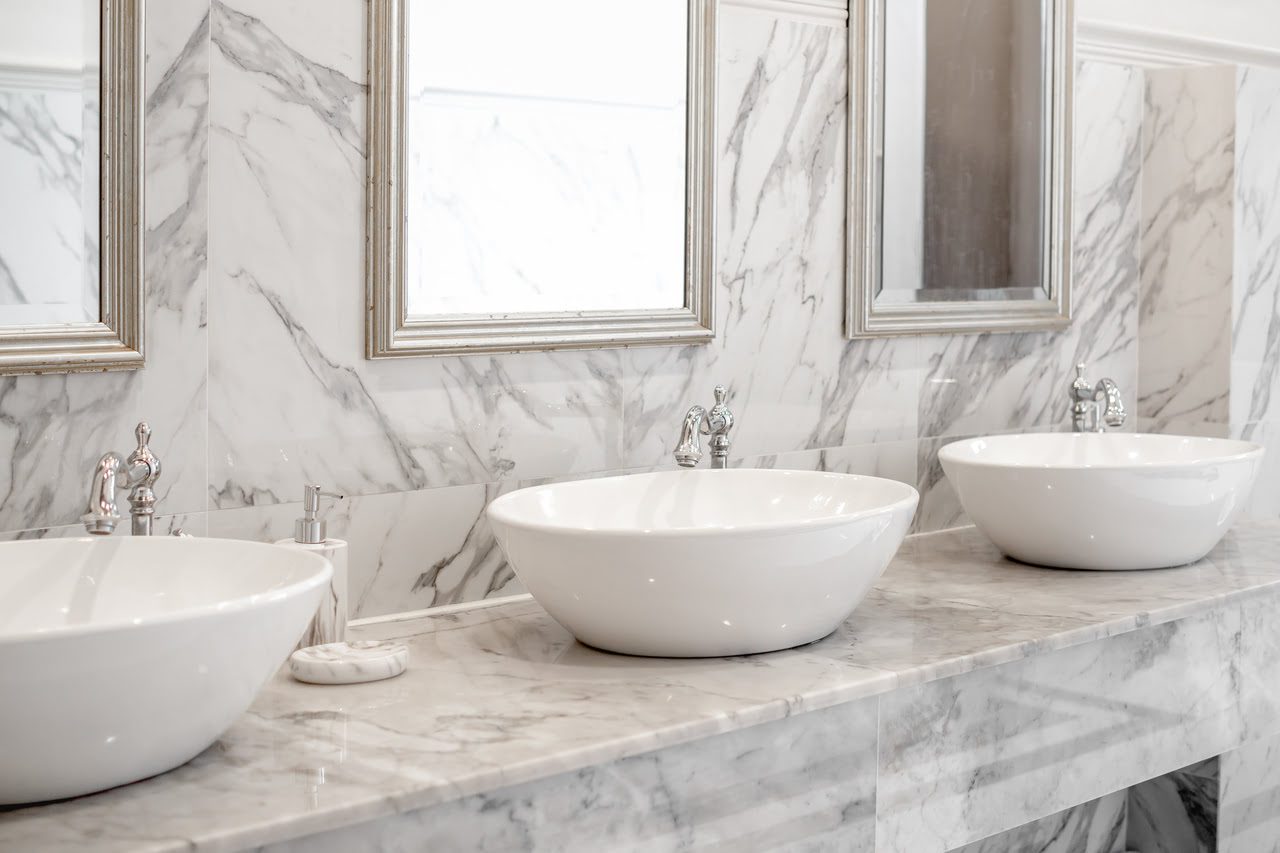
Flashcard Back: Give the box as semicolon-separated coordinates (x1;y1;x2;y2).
0;0;144;375
367;0;717;358
846;0;1075;338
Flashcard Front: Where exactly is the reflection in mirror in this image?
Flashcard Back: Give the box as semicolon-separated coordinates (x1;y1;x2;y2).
848;0;1072;337
0;0;142;374
406;2;687;317
0;0;99;326
367;0;715;357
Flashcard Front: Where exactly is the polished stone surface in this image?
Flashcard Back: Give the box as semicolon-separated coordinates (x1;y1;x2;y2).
259;697;879;853
1220;731;1280;852
1138;66;1235;435
5;522;1280;851
953;792;1128;853
1128;758;1218;853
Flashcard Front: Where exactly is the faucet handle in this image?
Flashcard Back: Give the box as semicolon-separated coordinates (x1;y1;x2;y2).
127;421;161;484
706;384;734;436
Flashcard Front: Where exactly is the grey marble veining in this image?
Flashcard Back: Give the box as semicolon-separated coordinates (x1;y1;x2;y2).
620;12;921;473
875;598;1276;852
0;85;96;325
913;61;1143;530
257;696;878;853
915;61;1142;443
0;0;209;534
1220;732;1280;852
1138;67;1235;435
6;522;1280;852
953;792;1128;853
1127;758;1218;853
1232;67;1280;433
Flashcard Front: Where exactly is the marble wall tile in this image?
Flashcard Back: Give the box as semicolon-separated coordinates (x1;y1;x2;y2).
1219;732;1280;852
255;695;879;853
1138;67;1235;434
206;0;627;512
619;9;923;472
1127;758;1219;853
0;14;1171;627
953;791;1128;853
1231;67;1280;432
0;0;209;533
915;61;1142;443
207;482;522;616
875;596;1280;853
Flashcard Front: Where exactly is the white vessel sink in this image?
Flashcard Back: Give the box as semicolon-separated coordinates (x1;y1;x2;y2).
487;469;918;657
0;536;331;805
939;433;1264;571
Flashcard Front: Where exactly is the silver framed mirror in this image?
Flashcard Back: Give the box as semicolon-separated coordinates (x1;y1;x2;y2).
367;0;716;358
847;0;1074;338
0;0;143;374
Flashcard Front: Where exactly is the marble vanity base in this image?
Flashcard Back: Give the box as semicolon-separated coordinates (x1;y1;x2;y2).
264;591;1280;853
9;525;1280;852
257;697;880;853
960;736;1280;853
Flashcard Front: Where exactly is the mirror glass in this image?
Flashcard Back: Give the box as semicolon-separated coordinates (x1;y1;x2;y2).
881;0;1047;304
403;0;689;318
0;0;100;326
848;0;1070;338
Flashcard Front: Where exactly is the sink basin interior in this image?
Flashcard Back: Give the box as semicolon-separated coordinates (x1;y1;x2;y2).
487;469;919;657
488;469;919;534
0;537;330;641
940;432;1263;469
939;432;1266;571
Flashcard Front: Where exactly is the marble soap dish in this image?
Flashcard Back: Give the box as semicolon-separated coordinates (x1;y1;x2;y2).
289;641;409;685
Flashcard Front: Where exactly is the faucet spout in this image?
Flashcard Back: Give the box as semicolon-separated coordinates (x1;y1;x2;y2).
1098;378;1126;429
80;422;163;536
1069;365;1126;433
672;385;735;469
82;453;128;535
674;406;707;468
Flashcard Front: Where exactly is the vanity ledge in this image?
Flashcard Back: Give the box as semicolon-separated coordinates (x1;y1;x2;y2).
6;521;1280;853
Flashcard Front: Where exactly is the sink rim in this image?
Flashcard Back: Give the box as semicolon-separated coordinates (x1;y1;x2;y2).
0;537;333;646
487;468;920;538
939;433;1264;472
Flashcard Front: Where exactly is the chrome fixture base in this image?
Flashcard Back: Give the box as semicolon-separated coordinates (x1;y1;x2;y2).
82;421;162;535
674;385;735;469
1069;364;1126;433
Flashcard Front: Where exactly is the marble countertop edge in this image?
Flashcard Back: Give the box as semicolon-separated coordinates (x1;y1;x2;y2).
7;523;1280;853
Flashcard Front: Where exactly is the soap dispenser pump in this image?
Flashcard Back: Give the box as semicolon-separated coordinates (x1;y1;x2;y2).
277;485;348;649
295;484;342;546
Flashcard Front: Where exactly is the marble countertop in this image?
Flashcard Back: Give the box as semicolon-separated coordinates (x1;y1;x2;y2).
7;522;1280;852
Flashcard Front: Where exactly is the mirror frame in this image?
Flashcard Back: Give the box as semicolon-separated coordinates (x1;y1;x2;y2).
0;0;144;375
846;0;1074;338
366;0;716;358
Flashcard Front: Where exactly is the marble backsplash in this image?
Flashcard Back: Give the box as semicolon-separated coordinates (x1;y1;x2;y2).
3;2;1274;622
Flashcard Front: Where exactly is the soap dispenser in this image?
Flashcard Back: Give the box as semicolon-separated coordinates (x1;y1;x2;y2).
276;485;348;649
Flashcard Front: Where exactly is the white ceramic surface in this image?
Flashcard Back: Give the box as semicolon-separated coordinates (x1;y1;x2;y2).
939;433;1265;570
0;536;332;805
486;469;918;657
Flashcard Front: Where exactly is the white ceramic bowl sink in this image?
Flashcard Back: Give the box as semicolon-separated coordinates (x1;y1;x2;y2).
487;469;918;657
939;433;1265;571
0;537;332;805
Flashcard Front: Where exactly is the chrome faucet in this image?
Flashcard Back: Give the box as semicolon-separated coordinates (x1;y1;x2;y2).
1069;364;1126;433
81;422;162;536
674;385;734;469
